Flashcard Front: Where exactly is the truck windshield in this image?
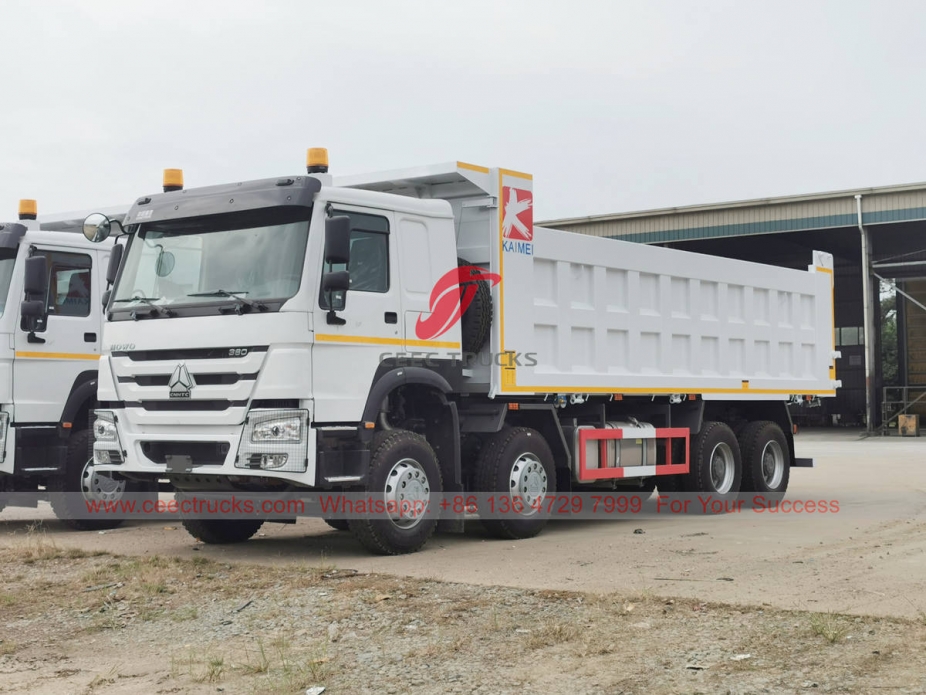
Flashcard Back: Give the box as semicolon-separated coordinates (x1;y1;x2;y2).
0;249;16;317
112;207;311;312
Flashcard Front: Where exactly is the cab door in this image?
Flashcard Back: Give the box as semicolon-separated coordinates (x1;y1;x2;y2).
311;207;402;423
13;247;102;424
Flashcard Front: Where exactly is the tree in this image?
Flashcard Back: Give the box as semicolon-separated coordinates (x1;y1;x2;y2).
881;285;898;386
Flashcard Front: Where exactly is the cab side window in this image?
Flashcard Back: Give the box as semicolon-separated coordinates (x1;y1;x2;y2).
320;211;389;308
22;251;93;331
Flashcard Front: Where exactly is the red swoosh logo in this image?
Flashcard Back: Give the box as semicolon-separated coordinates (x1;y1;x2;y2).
415;265;501;341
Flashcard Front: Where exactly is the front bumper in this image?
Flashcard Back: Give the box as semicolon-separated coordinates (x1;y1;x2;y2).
92;408;318;487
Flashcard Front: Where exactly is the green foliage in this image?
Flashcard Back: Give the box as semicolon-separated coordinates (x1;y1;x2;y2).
881;286;898;385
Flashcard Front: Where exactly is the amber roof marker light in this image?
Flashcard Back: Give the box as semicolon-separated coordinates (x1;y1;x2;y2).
163;168;184;192
18;199;37;220
306;148;329;174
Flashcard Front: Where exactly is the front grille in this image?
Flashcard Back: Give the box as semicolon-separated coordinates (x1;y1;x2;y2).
120;373;257;386
250;399;300;410
114;346;268;361
141;441;230;466
127;400;248;411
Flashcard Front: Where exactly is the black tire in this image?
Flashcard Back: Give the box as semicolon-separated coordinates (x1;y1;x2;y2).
457;258;493;354
739;421;790;494
348;429;442;555
681;421;742;500
180;516;265;544
48;429;153;531
475;426;556;540
324;518;350;531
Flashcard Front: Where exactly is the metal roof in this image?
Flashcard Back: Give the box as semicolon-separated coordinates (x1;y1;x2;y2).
541;181;926;244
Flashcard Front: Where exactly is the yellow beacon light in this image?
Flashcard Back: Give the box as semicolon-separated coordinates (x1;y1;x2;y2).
163;168;184;193
306;147;329;174
18;199;37;221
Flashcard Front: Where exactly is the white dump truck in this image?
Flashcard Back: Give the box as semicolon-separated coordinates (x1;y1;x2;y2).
84;151;839;553
0;200;151;529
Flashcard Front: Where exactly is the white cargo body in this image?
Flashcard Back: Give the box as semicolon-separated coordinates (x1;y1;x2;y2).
339;162;839;401
87;153;839;555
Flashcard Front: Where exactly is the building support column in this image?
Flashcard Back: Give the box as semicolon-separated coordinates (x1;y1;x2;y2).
856;194;875;433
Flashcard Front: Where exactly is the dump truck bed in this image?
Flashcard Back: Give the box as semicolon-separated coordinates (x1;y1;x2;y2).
339;162;838;401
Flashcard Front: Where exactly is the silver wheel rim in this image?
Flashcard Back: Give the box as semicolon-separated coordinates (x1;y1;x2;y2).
709;442;735;494
760;440;785;489
383;458;430;530
80;458;126;502
508;452;548;517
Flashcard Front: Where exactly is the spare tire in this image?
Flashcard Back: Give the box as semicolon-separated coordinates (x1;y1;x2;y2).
457;258;493;354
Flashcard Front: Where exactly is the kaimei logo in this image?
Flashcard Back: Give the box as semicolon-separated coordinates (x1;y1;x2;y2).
415;266;501;341
502;186;533;241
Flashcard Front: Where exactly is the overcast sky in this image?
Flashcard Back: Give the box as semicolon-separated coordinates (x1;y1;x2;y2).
2;0;926;221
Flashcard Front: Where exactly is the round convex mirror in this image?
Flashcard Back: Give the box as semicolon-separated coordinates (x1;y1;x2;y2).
82;213;111;243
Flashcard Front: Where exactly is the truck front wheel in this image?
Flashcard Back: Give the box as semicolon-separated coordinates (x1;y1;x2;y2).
48;429;150;531
348;429;442;555
180;516;265;544
475;426;556;540
738;421;790;494
682;421;742;500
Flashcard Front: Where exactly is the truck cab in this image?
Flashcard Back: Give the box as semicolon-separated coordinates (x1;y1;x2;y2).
0;201;148;529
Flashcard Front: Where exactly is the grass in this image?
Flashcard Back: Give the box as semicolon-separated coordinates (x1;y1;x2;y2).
170;606;199;622
0;523;100;564
526;622;581;649
168;636;333;694
86;666;118;691
809;613;850;643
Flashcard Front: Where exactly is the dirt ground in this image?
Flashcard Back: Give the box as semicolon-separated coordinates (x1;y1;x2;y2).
0;534;925;695
1;429;925;693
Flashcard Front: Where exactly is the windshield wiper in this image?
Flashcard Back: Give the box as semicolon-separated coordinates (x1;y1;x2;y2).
112;296;175;319
186;289;268;314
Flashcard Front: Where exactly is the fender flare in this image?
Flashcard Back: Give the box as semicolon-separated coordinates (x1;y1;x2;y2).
60;371;98;432
360;366;452;424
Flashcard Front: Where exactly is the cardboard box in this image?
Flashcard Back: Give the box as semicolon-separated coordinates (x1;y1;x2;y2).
898;414;920;437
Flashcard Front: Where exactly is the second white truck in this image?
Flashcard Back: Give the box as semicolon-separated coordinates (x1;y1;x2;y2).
0;200;150;528
84;151;839;553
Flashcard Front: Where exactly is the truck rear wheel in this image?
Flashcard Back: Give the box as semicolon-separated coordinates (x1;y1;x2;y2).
738;421;790;494
348;429;442;555
682;421;742;500
48;429;150;531
475;426;556;540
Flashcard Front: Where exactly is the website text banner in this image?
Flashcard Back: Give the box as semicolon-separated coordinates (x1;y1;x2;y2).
0;492;844;521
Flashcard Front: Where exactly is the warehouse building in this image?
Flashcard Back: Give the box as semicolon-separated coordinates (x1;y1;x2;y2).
543;183;926;431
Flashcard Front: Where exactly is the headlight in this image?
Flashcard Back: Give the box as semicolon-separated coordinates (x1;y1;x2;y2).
250;415;304;443
93;411;118;443
236;409;309;473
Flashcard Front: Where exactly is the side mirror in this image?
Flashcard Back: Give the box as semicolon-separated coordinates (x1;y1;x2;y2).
21;258;47;342
324;216;351;265
322;270;349;323
101;289;112;308
106;245;123;286
83;213;112;243
23;256;47;297
20;300;45;318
